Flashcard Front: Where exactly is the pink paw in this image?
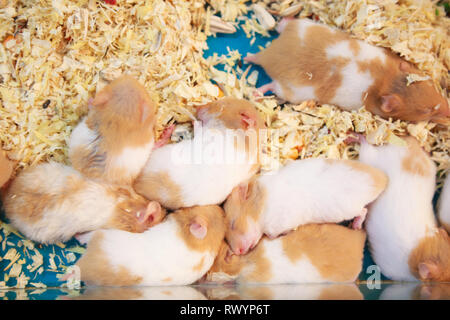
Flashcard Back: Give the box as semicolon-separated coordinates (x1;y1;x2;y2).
344;132;366;145
154;124;175;149
352;208;368;230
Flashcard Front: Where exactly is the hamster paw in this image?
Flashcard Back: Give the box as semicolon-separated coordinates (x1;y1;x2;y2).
154;124;175;149
352;208;368;230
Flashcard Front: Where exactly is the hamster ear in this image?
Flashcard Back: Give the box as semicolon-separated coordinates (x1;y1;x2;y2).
380;94;401;113
91;90;110;107
139;201;163;226
418;262;439;280
189;217;208;239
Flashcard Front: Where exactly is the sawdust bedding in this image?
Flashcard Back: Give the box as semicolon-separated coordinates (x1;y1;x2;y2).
0;0;449;292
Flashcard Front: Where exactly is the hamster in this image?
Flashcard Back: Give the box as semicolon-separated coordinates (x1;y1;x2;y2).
134;97;266;210
355;134;450;281
0;149;13;188
204;223;366;284
438;174;450;233
69;75;157;186
245;18;449;124
75;205;225;286
2;162;165;244
224;158;387;255
204;284;363;300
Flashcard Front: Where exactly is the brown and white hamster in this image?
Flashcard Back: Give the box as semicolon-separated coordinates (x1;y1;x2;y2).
2;162;165;244
134;97;266;210
245;18;449;124
223;157;386;255
205;223;366;284
355;134;450;282
75;205;225;286
69;75;157;186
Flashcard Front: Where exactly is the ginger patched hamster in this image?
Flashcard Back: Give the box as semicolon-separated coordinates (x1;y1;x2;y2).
69;75;157;186
224;158;387;255
2;162;164;244
205;223;366;284
134;97;266;210
356;135;450;282
245;18;449;124
75;205;225;286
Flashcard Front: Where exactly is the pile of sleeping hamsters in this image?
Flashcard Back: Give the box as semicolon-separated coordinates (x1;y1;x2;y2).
1;18;449;287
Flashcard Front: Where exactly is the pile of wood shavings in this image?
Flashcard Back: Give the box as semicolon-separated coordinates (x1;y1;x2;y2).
0;0;218;175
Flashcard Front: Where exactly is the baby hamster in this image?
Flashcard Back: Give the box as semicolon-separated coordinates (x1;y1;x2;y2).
75;205;225;286
245;18;449;124
134;97;266;210
355;134;450;281
2;161;164;244
438;174;450;233
69;75;157;186
205;223;366;284
224;157;387;255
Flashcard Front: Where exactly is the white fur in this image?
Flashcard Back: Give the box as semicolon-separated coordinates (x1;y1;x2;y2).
438;174;450;229
330;61;374;110
358;141;438;281
239;239;327;284
6;162;121;244
109;140;154;179
295;18;316;43
257;158;382;238
68;117;97;155
81;215;216;286
137;121;256;209
288;84;317;102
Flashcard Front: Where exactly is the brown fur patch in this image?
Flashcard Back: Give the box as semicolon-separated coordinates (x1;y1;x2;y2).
207;241;244;280
3;164;87;225
408;228;450;282
76;232;143;286
318;284;363;300
224;179;267;247
326;159;388;197
173;205;226;253
281;224;366;282
134;171;184;210
401;137;434;177
241;240;272;282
